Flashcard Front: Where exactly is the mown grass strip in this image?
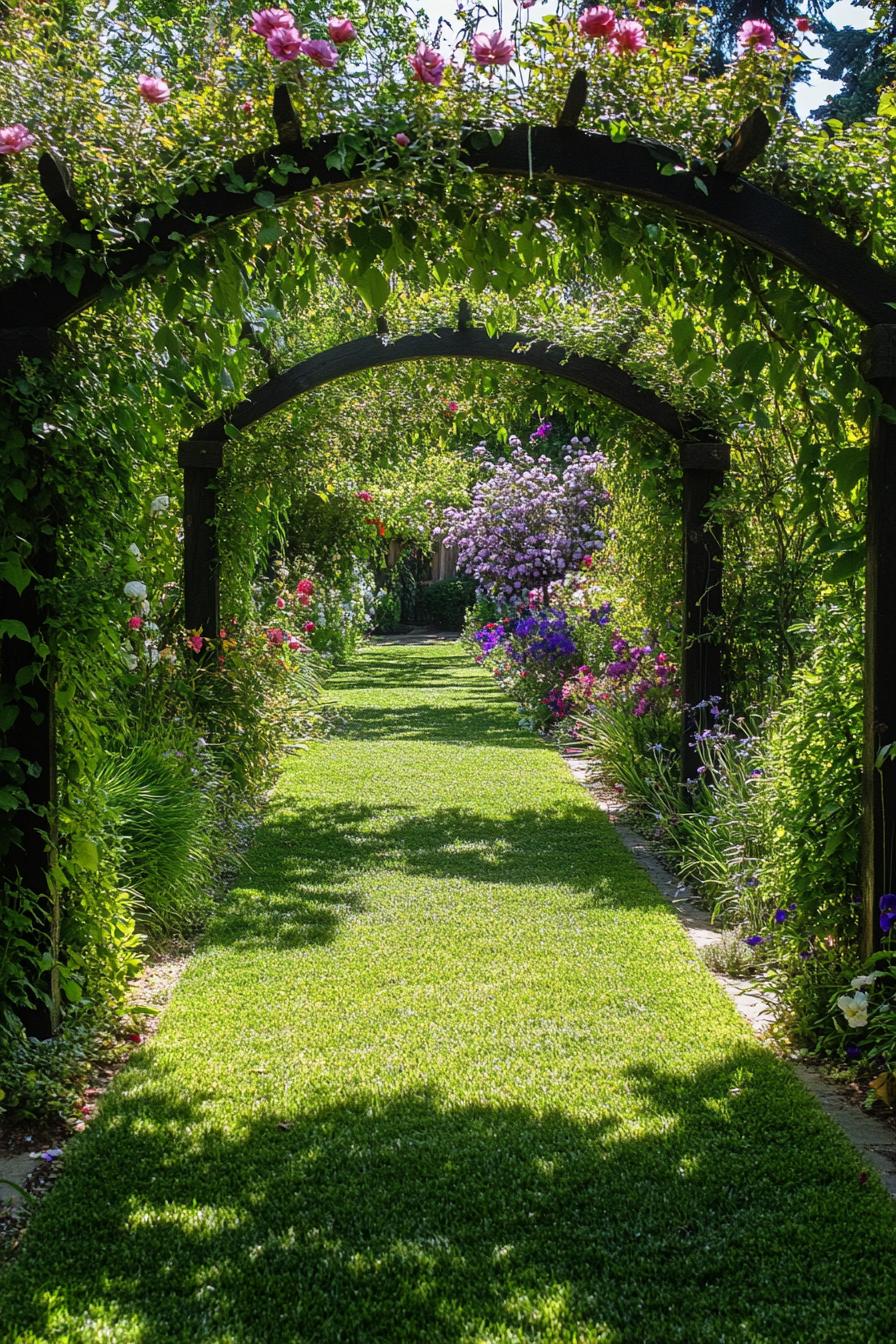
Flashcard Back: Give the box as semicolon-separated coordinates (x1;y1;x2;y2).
2;641;895;1342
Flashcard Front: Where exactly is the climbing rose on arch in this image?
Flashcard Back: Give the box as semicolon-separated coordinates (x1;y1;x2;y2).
137;75;170;104
736;19;776;53
250;8;294;37
327;16;356;43
0;123;35;154
409;42;445;85
470;30;515;67
267;27;304;60
302;38;340;68
578;6;617;40
609;19;646;54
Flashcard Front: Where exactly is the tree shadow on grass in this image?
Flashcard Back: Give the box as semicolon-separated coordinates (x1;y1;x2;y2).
207;797;645;955
335;701;534;747
5;1050;893;1343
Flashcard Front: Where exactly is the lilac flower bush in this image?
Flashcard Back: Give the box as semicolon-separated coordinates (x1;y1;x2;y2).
439;436;610;602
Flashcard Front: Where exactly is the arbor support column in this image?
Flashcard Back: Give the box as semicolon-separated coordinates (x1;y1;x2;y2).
680;441;729;783
179;440;223;641
860;326;896;958
1;327;59;1037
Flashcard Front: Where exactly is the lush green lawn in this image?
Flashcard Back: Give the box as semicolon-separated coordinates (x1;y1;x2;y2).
3;641;895;1343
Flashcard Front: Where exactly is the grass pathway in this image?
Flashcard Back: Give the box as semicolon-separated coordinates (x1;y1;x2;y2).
3;641;896;1342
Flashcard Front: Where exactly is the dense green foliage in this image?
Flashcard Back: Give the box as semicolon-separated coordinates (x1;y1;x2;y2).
3;643;896;1340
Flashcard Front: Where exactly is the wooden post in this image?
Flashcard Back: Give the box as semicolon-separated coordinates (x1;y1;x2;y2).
680;441;729;783
860;326;896;958
0;328;58;1037
178;440;223;641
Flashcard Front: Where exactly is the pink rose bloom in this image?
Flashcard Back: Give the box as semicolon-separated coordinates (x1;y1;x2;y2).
444;400;459;414
394;132;410;147
276;596;286;609
795;15;811;31
138;75;171;104
250;8;295;37
736;18;776;52
128;616;143;630
303;621;316;633
298;593;311;607
581;555;593;569
409;42;446;86
287;636;301;650
471;29;515;67
327;16;356;43
578;6;616;39
0;123;36;154
609;19;646;53
356;490;373;502
267;627;286;646
296;578;314;595
188;634;204;653
302;38;339;68
241;98;254;114
267;26;304;60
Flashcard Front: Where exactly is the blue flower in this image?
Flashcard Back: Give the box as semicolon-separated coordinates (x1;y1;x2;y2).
774;907;789;924
745;934;764;947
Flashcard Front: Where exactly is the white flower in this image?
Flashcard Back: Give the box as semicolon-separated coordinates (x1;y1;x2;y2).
144;640;159;666
141;599;150;616
123;581;147;601
837;991;869;1029
149;494;170;515
851;973;883;990
128;543;142;559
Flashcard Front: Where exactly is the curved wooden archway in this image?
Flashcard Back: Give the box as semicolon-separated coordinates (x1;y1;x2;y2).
179;318;728;790
3;78;894;985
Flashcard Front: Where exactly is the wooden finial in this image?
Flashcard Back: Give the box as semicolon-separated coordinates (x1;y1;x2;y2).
376;314;389;336
38;149;81;227
457;297;472;331
716;108;772;176
557;70;588;130
273;84;302;149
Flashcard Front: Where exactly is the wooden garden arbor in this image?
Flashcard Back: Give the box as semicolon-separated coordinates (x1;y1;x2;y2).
3;75;896;1025
180;313;729;785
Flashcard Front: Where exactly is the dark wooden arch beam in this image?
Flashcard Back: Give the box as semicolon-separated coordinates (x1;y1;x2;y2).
189;327;705;444
2;118;895;333
178;324;729;789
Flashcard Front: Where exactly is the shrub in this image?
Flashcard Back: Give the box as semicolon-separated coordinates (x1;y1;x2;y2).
417;577;476;629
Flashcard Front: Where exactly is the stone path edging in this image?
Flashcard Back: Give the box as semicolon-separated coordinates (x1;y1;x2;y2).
563;752;896;1197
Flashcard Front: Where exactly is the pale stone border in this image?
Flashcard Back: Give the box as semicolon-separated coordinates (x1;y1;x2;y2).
563;752;896;1197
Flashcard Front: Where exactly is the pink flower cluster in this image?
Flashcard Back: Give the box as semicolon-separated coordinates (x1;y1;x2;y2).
0;123;36;154
578;7;646;55
137;75;171;104
250;9;354;67
736;18;776;53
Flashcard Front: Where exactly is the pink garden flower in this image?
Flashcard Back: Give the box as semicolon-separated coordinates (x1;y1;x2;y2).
188;634;204;653
267;627;286;646
241;98;254;114
327;16;356;44
578;6;616;40
276;596;286;609
609;19;646;54
287;636;302;650
394;132;410;147
267;26;304;60
128;616;143;630
470;29;515;67
409;42;446;86
356;490;373;502
0;123;35;154
736;18;776;53
250;8;295;37
296;578;314;595
137;75;171;104
795;15;811;31
302;38;339;68
303;621;316;633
